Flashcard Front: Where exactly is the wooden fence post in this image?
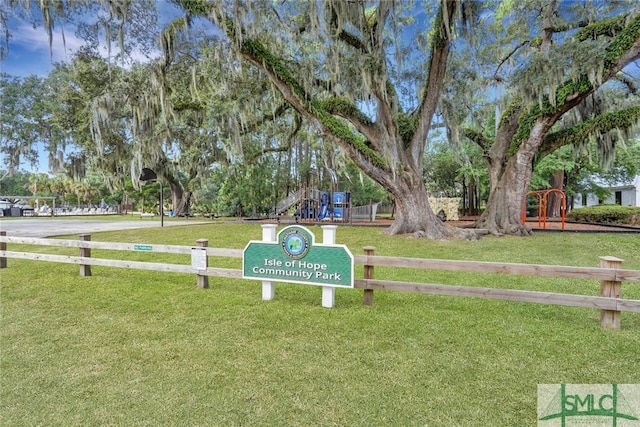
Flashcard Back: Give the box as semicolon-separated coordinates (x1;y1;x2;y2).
363;246;375;306
79;234;91;277
0;231;6;269
599;256;623;329
196;239;209;289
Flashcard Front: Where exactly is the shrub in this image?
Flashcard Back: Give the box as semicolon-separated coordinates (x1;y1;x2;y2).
567;204;640;225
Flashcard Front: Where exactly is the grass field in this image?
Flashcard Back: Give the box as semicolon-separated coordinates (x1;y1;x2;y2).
1;223;639;426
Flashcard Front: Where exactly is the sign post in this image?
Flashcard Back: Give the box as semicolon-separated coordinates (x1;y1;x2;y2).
261;224;277;300
243;225;354;307
321;225;337;308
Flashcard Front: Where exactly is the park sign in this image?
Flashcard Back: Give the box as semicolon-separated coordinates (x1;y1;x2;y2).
243;225;354;288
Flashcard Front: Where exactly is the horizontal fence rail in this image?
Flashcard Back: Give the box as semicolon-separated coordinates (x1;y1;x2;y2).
352;279;640;312
1;231;639;329
352;255;640;283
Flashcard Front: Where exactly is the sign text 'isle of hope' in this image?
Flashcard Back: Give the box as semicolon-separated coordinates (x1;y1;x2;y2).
243;225;354;288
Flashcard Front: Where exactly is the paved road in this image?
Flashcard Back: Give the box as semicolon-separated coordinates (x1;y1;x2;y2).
0;218;208;238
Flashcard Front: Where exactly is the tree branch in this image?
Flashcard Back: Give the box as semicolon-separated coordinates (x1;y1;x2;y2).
539;105;640;157
410;0;457;163
493;40;530;83
462;128;492;154
238;103;291;136
615;72;640;96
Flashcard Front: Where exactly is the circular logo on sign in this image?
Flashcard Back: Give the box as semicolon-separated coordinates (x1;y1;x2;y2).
282;230;310;259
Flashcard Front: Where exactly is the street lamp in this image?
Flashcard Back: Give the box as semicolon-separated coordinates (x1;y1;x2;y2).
139;168;163;227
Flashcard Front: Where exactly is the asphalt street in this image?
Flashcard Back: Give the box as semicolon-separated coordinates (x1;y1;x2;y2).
0;218;207;238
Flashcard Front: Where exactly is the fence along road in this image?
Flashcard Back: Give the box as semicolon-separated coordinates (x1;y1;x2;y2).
0;218;207;238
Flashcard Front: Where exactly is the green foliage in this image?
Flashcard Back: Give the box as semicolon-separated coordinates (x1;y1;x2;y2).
236;38;387;170
575;15;627;41
215;160;279;216
554;78;593;107
0;171;31;195
529;36;542;48
530;146;575;190
0;74;48;170
177;0;214;17
494;0;514;21
510;104;541;155
340;161;388;206
498;97;522;129
396;113;417;148
501;10;640;159
424;141;463;197
567;205;640;225
510;75;596;156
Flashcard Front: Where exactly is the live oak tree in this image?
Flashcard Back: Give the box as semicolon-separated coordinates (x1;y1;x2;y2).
174;0;480;239
0;74;48;173
459;1;640;236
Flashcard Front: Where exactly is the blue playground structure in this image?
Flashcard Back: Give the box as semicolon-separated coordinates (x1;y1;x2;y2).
296;190;351;221
274;168;351;222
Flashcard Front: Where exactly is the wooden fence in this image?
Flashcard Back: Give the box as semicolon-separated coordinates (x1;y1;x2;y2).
1;231;639;329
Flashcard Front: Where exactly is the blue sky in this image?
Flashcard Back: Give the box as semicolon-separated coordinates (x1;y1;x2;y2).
1;1;184;77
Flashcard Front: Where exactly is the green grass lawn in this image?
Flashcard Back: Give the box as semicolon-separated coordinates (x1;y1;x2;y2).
1;223;639;426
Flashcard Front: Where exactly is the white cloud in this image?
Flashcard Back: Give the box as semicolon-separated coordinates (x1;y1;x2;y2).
10;22;85;64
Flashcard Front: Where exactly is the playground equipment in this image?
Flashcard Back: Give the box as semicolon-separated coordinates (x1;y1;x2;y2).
522;189;566;230
291;189;352;221
273;168;351;222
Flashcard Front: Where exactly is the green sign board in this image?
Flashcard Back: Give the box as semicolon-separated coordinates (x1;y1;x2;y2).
133;244;153;251
243;225;353;288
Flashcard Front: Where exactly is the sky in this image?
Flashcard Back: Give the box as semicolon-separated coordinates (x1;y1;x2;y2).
1;21;87;78
1;1;183;77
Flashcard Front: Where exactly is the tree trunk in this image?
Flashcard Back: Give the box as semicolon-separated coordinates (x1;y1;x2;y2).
547;170;564;217
385;175;477;240
166;179;192;216
465;177;479;216
475;153;535;237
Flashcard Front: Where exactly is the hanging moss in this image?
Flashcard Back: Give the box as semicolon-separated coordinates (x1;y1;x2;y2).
430;2;449;49
173;100;205;112
234;38;385;168
510;76;595;155
509;13;640;157
544;106;640;150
